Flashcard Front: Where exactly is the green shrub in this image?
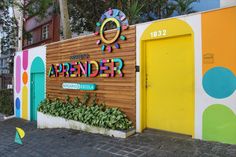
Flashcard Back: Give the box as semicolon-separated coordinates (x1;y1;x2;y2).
0;89;13;116
38;94;133;130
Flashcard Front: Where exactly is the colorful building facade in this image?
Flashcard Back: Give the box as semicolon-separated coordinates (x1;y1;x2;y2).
14;6;236;145
136;6;236;144
14;46;46;121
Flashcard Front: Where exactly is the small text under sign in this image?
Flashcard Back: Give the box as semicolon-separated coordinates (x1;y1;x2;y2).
62;83;96;91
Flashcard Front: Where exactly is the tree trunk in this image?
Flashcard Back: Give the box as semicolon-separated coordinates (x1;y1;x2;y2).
127;0;131;8
59;0;72;39
118;0;123;10
13;0;23;51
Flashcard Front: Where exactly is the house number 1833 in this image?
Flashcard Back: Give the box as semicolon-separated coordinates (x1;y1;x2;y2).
150;30;167;38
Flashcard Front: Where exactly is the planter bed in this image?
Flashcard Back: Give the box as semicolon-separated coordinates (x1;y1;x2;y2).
37;112;135;138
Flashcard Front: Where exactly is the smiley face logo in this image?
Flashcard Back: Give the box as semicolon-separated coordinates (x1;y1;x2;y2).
95;8;129;54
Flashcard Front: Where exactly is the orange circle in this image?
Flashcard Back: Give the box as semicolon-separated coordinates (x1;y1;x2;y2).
22;72;28;84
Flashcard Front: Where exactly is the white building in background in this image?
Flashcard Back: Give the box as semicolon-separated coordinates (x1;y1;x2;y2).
221;0;236;7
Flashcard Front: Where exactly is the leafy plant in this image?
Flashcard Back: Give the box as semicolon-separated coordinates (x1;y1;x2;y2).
125;0;145;25
38;94;133;130
174;0;199;15
141;0;176;20
68;0;108;35
0;89;14;116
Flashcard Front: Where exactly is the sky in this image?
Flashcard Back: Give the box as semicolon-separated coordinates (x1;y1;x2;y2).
192;0;220;12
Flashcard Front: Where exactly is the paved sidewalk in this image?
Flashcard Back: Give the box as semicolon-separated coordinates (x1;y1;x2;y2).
0;118;236;157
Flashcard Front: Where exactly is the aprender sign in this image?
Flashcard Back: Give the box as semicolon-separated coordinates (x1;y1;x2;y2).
48;57;124;91
48;8;129;91
48;58;124;78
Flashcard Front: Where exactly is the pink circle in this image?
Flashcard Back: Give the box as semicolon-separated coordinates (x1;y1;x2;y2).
16;56;21;93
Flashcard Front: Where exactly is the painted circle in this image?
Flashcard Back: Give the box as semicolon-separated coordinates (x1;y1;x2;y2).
100;18;121;44
202;104;236;144
16;56;21;94
16;98;20;110
22;72;28;84
203;67;236;99
23;50;28;70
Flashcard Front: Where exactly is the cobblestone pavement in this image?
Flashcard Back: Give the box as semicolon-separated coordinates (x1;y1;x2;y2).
0;118;236;157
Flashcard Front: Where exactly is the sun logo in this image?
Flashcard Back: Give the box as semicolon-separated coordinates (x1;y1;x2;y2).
95;8;129;54
15;127;25;145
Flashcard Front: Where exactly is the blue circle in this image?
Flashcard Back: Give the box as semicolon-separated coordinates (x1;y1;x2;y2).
16;98;20;110
203;67;236;99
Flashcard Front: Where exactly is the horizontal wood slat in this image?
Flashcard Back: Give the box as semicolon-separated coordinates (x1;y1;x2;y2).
46;27;136;124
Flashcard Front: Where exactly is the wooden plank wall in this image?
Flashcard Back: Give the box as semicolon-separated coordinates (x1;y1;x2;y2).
46;26;136;124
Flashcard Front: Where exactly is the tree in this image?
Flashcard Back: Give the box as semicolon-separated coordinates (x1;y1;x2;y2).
142;0;176;20
13;0;57;43
17;0;104;37
174;0;199;15
0;1;17;55
59;0;72;39
68;0;108;35
0;0;17;73
106;0;145;25
14;0;54;18
14;0;199;40
107;0;126;10
123;0;144;25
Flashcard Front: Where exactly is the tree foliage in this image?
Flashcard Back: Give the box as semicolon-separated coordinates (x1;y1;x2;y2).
174;0;199;15
0;0;17;56
14;0;57;19
140;0;175;21
103;0;197;24
68;0;190;34
122;0;145;25
0;89;13;115
106;0;144;24
12;0;199;38
68;0;108;35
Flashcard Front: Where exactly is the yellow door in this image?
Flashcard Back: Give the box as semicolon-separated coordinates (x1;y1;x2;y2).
146;35;194;136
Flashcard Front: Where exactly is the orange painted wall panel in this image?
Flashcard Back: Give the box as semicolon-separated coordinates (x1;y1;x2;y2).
202;7;236;75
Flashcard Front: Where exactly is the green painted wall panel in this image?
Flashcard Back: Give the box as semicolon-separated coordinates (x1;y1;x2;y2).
203;104;236;144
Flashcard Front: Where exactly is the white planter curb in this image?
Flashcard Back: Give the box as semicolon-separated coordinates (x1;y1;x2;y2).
0;113;15;121
37;112;135;138
4;115;15;120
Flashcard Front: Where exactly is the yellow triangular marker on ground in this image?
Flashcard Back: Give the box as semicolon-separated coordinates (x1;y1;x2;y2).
16;127;25;139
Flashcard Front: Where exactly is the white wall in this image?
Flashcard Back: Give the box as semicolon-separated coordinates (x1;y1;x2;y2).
14;46;46;120
220;0;236;7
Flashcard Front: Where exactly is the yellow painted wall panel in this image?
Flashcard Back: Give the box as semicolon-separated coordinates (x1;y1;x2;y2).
22;86;28;120
140;18;195;135
146;35;194;135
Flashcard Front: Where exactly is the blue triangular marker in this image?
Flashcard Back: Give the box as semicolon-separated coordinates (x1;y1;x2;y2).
15;131;22;145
